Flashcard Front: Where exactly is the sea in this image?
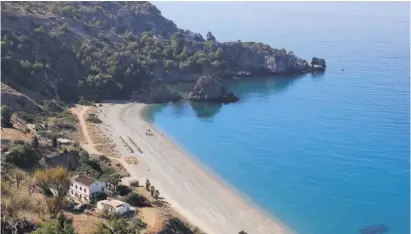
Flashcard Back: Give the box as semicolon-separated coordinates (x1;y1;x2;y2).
147;2;410;234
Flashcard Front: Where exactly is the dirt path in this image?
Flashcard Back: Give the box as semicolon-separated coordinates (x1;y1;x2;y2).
70;106;100;155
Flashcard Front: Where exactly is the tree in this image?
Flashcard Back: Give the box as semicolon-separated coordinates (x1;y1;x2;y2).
52;135;58;147
5;144;39;169
124;192;150;207
150;185;155;197
116;184;132;196
239;231;248;234
1;105;12;127
101;173;120;194
31;136;39;149
145;179;151;191
34;167;71;216
154;189;160;200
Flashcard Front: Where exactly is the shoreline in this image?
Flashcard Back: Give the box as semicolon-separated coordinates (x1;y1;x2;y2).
96;101;294;234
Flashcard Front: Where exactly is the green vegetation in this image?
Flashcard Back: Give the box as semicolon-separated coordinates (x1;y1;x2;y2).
32;212;76;234
74;150;120;182
93;216;146;234
1;2;276;103
4;144;40;169
158;217;194;234
123;192;150;207
116;184;132;196
34;167;71;217
1;105;12;127
86;113;102;124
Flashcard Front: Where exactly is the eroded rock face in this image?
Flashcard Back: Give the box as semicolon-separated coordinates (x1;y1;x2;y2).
187;75;239;103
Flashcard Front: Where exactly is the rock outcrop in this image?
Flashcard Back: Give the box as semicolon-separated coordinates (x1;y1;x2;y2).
311;57;327;71
187;75;239;103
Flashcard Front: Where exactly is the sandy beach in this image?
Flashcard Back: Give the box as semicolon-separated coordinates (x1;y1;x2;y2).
94;102;291;234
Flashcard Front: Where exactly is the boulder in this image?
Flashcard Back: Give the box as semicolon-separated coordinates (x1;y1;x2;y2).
187;75;239;104
311;57;326;71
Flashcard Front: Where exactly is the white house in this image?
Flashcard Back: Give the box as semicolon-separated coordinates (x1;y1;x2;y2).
69;175;106;203
97;199;133;215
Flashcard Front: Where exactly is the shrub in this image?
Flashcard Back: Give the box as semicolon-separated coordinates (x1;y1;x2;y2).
124;192;150;207
15;111;41;124
20;60;32;69
32;213;75;234
116;184;132;196
5;144;39;169
1;105;12;127
159;217;193;234
86;113;102;124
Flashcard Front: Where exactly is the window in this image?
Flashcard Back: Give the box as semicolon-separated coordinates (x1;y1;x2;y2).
101;187;104;192
75;185;77;189
71;190;73;195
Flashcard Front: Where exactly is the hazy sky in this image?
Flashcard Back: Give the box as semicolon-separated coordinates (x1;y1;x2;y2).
153;2;410;43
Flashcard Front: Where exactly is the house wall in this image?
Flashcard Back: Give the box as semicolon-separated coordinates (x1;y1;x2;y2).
97;201;131;215
89;181;106;194
68;181;106;202
69;181;90;202
115;204;131;215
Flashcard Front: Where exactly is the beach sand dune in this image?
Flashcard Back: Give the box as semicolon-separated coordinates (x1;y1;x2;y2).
97;102;292;234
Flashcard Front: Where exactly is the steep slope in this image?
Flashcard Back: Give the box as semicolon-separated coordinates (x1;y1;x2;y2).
1;1;325;104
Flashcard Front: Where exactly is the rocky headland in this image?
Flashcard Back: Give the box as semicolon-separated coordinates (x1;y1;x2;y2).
1;1;325;106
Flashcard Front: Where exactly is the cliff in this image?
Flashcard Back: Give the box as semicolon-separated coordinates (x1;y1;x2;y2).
1;1;325;104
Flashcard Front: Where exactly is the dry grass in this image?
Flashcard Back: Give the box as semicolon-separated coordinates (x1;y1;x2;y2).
1;127;32;143
95;143;119;158
135;186;202;234
69;213;105;234
89;154;130;178
139;207;166;234
124;156;138;165
1;169;48;221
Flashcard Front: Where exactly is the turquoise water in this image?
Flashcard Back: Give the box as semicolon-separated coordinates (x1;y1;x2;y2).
148;2;410;234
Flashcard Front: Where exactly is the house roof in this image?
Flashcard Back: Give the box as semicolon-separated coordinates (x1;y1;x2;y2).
72;175;96;186
99;199;128;208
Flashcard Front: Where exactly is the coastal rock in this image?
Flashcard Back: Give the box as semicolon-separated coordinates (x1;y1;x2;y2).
218;43;312;76
311;57;327;71
187;75;239;103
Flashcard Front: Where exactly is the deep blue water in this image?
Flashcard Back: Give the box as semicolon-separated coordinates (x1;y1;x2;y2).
147;2;410;234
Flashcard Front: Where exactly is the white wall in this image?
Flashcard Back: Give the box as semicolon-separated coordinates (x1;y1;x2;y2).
89;181;106;195
69;180;106;201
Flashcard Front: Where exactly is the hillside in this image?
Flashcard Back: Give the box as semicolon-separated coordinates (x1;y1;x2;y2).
1;1;325;104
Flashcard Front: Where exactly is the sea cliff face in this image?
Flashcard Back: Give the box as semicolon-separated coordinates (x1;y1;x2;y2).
1;1;325;104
